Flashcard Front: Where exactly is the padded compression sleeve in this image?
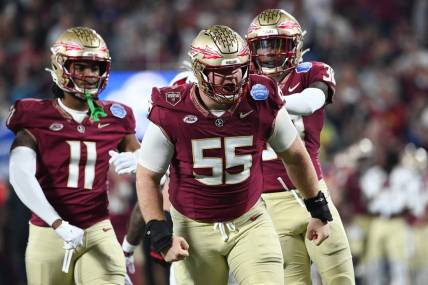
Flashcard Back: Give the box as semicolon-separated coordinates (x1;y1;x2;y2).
9;146;61;226
268;107;298;153
285;88;325;115
138;122;174;174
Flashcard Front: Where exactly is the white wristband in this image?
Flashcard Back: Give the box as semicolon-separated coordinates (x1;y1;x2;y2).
122;235;138;253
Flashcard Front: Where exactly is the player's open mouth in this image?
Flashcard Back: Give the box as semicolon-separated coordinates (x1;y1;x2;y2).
260;60;277;68
223;83;237;93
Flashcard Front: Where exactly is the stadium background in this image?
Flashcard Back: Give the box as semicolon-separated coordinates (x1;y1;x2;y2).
0;0;427;284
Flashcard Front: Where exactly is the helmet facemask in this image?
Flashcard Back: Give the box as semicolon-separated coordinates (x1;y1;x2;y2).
61;58;110;99
196;63;249;105
248;35;301;76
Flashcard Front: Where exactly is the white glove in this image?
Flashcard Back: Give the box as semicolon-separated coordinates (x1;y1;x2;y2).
122;236;137;274
54;221;84;248
125;273;133;285
125;254;135;274
54;221;84;273
109;150;137;175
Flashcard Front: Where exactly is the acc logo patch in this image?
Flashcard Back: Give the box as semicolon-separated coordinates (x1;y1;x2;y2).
250;84;269;101
183;115;198;124
49;123;63;131
110;103;127;118
166;92;182;106
296;62;312;73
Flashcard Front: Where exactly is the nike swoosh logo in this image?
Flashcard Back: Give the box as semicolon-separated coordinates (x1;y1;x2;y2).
98;123;110;129
102;227;112;232
249;213;263;222
288;82;300;93
239;110;254;119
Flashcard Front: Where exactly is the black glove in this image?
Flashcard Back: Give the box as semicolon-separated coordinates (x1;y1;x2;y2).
145;219;173;253
304;191;333;223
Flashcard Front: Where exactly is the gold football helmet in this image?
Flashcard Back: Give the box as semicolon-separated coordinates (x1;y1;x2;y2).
246;9;304;76
46;27;111;98
189;25;250;105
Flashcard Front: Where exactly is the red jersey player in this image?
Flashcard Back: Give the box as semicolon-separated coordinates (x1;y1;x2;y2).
7;27;140;285
246;9;355;285
137;25;332;285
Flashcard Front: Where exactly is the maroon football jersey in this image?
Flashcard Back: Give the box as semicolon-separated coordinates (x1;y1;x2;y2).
148;74;283;222
7;98;136;228
262;61;336;193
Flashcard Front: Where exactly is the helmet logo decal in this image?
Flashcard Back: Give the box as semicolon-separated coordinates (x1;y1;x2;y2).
247;22;261;34
190;46;223;59
238;46;250;57
165;92;182;106
277;21;301;30
72;27;101;48
207;26;238;53
259;9;282;23
52;42;82;52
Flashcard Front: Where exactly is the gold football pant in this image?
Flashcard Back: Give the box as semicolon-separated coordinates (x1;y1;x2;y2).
170;201;284;285
409;224;428;285
364;216;410;285
261;181;355;285
26;219;126;285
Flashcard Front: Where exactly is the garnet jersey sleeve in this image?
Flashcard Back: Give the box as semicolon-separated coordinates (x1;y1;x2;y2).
147;84;193;141
301;61;336;103
247;74;285;138
6;99;44;134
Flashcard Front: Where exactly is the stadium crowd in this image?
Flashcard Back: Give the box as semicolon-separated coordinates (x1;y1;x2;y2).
0;0;427;284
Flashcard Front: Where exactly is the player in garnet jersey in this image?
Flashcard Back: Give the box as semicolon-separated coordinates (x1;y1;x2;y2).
246;9;355;285
7;27;140;285
136;25;333;285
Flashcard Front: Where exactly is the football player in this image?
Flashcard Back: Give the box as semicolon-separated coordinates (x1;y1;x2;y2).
121;174;171;285
246;9;355;285
360;146;419;285
7;27;140;285
136;25;333;285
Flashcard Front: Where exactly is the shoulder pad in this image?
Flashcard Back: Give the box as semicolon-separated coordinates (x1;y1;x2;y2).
247;74;283;108
6;98;47;133
100;100;136;132
101;100;133;119
151;84;191;108
295;62;313;73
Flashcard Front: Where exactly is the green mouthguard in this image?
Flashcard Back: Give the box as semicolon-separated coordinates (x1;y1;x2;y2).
84;92;107;122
